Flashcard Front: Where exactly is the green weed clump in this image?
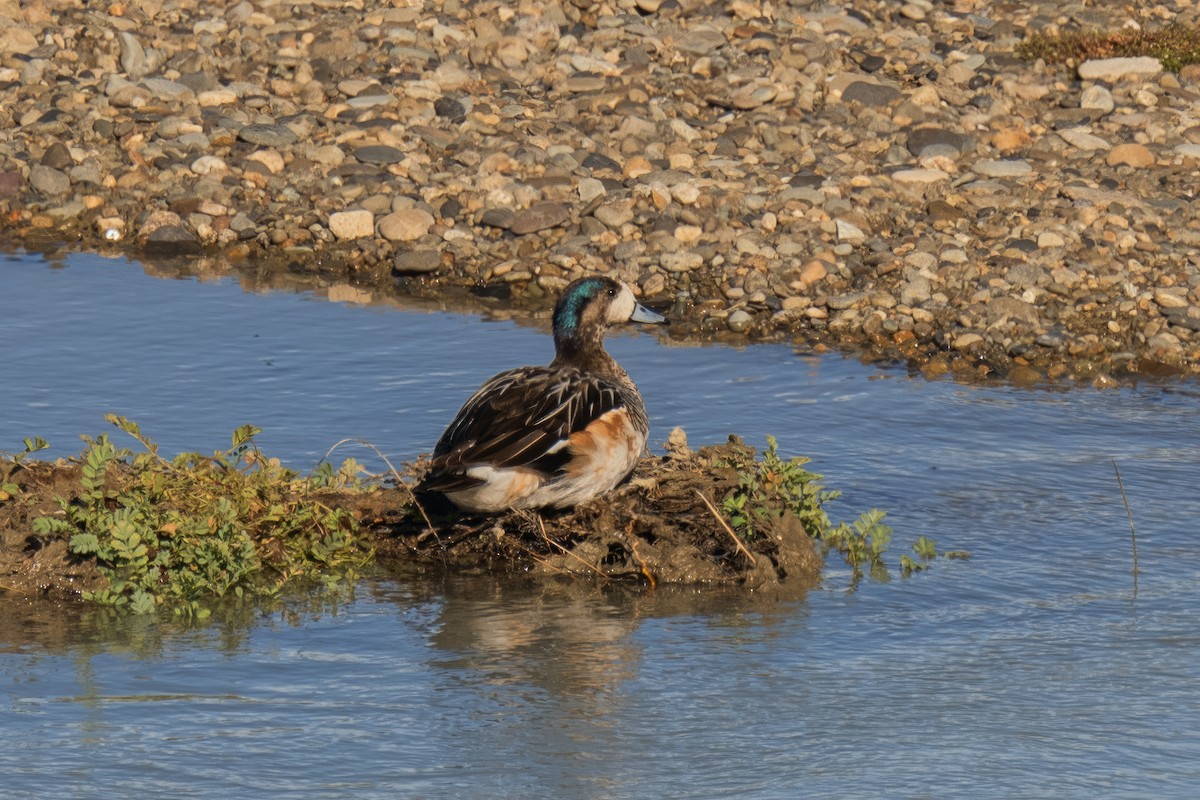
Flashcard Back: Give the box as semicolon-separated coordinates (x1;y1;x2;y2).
32;415;372;618
0;436;49;501
1016;23;1200;72
720;436;948;581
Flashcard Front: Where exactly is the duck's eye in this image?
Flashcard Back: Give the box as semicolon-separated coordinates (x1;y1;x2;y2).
606;287;616;297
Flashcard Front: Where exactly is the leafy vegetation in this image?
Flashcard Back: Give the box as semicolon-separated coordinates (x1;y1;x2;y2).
720;436;954;581
30;415;371;618
1016;23;1200;72
0;436;49;501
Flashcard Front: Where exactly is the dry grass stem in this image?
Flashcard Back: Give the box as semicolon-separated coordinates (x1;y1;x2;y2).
693;488;757;566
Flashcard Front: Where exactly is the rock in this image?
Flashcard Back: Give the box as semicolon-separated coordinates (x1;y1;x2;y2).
393;249;442;273
953;332;984;350
0;26;38;55
238;124;299;147
891;168;949;184
328;209;375;240
1154;290;1190;310
907;127;971;156
378;209;435;241
29;165;70;195
973;159;1032;178
835;218;866;243
479;208;515;229
1077;57;1163;82
676;27;726;55
509;202;570;235
354;145;405;165
190;155;227;175
660;252;704;272
841;81;901;106
40;142;72;169
1079;85;1115;114
726;309;753;332
1106;143;1155;168
594;200;635;228
0;171;24;196
143;225;201;256
1058;128;1110;151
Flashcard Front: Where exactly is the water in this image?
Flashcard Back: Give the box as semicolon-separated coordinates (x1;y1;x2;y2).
2;250;1199;798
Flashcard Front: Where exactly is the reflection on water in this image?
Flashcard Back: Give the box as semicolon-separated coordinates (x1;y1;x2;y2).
3;249;1200;798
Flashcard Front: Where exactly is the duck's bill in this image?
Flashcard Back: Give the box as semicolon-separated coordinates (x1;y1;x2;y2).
631;303;668;325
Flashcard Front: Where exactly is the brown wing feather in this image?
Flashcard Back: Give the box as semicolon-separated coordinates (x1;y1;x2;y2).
419;366;624;492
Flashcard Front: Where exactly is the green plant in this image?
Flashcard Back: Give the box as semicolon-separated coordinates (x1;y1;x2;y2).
33;415;370;618
1016;23;1200;72
900;535;939;576
1;436;50;501
718;436;896;577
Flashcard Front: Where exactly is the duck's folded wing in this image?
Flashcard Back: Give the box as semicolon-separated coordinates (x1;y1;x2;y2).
424;367;623;486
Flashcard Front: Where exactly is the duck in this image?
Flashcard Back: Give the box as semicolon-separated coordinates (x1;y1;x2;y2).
417;276;668;513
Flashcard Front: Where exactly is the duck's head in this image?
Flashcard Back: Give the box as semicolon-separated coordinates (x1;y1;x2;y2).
552;276;667;353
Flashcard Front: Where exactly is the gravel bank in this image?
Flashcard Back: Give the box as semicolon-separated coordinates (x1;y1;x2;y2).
3;0;1200;384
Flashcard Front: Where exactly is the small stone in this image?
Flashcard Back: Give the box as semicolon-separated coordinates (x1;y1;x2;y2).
798;259;827;287
40;142;72;169
1037;232;1065;248
578;177;606;203
238;123;299;147
479;208;515;229
907;127;971;155
378;208;435;241
1154;290;1189;310
891;168;949;184
434;96;466;118
841;81;901;106
354;145;405;165
328;209;375;240
594;200;635;228
953;332;984;350
143;225;201;256
29;165;70;195
660;252;704;272
393;249;442;273
1058;128;1110;151
510;202;569;235
835;218;866;243
0;171;24;196
1106;143;1155;168
973;159;1032;178
197;88;238;106
671;183;701;205
726;309;753;332
190;155;227;175
1080;85;1115;114
676;27;726;55
1077;57;1163;82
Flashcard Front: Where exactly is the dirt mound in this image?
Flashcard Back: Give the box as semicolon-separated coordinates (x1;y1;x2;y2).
366;435;822;590
1;434;823;606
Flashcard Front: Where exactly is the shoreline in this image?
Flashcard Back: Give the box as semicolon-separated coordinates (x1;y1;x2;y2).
3;1;1200;384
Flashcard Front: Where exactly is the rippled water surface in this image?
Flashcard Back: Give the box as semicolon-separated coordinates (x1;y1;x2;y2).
2;250;1199;798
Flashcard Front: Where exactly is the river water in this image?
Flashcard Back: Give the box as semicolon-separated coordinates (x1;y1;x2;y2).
2;250;1198;798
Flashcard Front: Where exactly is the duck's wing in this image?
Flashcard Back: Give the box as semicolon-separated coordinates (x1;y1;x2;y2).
421;366;624;490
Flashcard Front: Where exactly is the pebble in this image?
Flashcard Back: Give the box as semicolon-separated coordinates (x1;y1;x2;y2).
1058;128;1110;151
29;165;69;195
238;124;299;147
329;209;375;240
1106;143;1155;168
509;202;570;235
1077;57;1163;82
378;209;434;242
973;159;1032;178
